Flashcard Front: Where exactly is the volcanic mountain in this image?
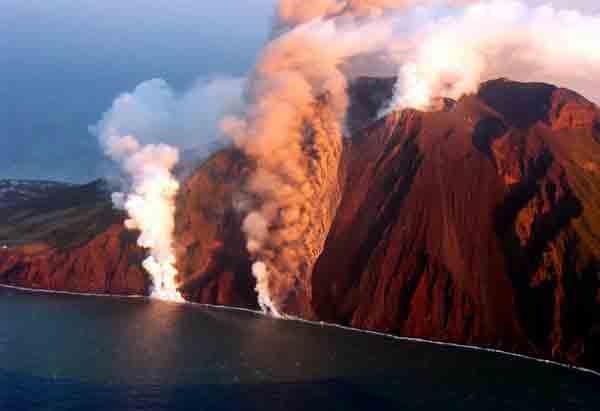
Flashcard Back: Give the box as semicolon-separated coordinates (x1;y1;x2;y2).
1;78;599;369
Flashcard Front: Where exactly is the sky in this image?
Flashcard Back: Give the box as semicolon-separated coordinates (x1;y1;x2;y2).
0;0;274;182
0;0;597;182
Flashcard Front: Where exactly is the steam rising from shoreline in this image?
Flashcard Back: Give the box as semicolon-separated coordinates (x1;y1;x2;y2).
108;136;183;302
92;78;243;301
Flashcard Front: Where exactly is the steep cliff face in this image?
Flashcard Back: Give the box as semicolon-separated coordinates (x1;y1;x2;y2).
312;98;526;349
311;79;600;367
1;78;599;369
174;149;258;309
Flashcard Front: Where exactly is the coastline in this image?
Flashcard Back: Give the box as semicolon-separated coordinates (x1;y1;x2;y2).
2;282;599;379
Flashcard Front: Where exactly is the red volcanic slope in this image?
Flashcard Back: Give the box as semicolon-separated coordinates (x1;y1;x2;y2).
311;79;600;367
174;149;258;309
0;181;148;295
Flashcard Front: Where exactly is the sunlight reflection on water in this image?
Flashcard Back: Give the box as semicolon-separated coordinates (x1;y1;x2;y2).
0;288;598;410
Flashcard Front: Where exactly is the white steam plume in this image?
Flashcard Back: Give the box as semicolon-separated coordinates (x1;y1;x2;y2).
384;0;600;111
92;77;244;302
108;136;183;302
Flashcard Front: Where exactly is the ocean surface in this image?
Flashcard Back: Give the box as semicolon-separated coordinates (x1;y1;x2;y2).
0;287;598;410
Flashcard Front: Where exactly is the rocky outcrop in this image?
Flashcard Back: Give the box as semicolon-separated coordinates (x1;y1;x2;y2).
1;78;599;369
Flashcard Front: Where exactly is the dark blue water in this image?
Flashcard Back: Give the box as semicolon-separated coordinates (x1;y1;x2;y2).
0;288;598;410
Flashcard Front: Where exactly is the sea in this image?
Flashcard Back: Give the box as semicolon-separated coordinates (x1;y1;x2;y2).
0;287;598;410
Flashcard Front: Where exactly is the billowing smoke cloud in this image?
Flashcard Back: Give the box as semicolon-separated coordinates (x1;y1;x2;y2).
223;3;414;315
92;77;244;301
385;0;600;111
276;0;474;29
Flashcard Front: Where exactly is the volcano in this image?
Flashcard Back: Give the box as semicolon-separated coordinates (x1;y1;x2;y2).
1;78;599;369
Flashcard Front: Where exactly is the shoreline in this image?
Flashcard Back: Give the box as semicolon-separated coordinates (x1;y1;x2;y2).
2;282;599;379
